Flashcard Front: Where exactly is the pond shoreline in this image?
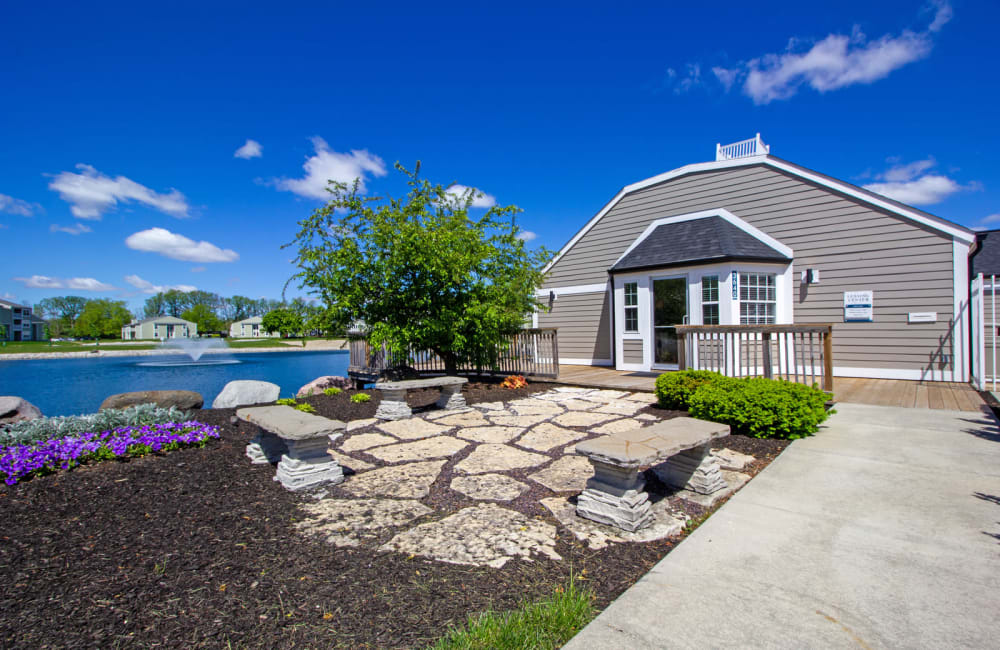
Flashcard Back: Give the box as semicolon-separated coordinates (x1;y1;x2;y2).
0;341;348;362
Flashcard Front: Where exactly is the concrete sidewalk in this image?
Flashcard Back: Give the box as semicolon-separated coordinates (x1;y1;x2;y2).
565;403;1000;649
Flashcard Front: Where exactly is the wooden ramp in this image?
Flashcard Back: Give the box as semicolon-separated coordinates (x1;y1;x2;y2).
554;366;986;412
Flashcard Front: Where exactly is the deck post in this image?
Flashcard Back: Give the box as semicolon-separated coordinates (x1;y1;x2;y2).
761;332;773;379
823;327;834;392
677;332;687;370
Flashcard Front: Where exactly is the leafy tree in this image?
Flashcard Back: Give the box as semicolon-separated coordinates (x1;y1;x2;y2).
143;293;167;318
181;304;222;333
75;299;132;340
37;296;89;336
262;308;304;338
161;289;190;317
224;295;256;322
287;163;549;373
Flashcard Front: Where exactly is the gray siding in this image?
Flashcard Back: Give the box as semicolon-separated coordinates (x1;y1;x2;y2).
544;164;957;375
623;339;643;364
537;291;611;361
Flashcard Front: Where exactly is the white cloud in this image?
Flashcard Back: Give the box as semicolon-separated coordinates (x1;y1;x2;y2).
978;214;1000;227
234;139;262;159
190;266;206;273
274;137;387;199
49;223;92;235
0;193;41;217
862;157;976;205
445;184;497;209
48;163;189;220
690;2;952;104
517;230;537;242
13;275;116;291
124;274;197;294
1;292;16;301
125;227;239;263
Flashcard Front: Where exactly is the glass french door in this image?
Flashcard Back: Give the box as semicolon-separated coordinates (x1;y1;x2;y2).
653;277;687;367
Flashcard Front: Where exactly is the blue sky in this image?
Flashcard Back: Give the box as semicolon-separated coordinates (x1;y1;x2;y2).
1;0;997;310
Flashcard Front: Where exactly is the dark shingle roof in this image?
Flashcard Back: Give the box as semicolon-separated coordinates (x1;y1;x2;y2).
972;230;1000;277
610;215;791;273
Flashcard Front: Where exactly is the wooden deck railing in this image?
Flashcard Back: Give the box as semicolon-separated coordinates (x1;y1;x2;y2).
675;324;833;391
348;328;560;381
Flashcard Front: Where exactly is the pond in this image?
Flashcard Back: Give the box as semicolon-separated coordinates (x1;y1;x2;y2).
0;350;350;416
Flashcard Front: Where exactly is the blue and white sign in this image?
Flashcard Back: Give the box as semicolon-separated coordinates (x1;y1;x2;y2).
844;290;874;322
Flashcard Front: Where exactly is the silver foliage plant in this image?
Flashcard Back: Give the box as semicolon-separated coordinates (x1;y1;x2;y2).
0;404;192;446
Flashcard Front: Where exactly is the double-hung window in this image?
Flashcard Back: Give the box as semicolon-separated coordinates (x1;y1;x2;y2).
739;273;776;324
623;282;639;332
701;276;719;325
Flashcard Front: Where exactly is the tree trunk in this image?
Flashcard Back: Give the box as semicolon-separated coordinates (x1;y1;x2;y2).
442;352;459;376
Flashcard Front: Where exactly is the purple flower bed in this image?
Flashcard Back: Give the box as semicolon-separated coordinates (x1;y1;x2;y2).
0;422;221;485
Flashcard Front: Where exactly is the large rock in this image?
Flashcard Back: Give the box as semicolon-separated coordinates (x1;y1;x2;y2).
100;390;203;412
212;380;281;409
0;396;42;425
296;375;354;398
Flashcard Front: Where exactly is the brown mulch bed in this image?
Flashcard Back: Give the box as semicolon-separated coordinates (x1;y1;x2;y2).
0;382;789;649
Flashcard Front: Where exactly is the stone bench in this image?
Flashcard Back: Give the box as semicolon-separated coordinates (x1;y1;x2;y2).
374;376;469;420
237;405;347;491
574;417;730;532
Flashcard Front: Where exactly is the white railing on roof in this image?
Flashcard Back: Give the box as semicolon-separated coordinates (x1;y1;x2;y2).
716;133;770;161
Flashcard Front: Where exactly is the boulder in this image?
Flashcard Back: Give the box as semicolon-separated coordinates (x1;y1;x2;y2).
212;380;281;409
100;390;204;412
0;396;42;426
296;375;354;398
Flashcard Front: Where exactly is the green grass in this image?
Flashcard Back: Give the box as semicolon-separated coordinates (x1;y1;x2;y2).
431;577;595;650
0;340;159;354
225;338;291;348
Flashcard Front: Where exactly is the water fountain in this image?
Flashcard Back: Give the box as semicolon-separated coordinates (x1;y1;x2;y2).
136;338;241;367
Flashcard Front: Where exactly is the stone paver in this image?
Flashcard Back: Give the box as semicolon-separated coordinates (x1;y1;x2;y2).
635;413;658;421
296;498;432;547
365;436;469;463
507;399;565;416
450;474;529;501
592;417;649;435
376;418;452;440
327;449;375;473
593;399;648;416
380;503;560;567
474;401;507;411
528;455;594;492
623;392;658;404
541;496;688;550
454;443;549;474
342;460;447;499
434;410;492;427
560;399;599;411
712;447;755;470
552;411;618;428
515;422;587;452
347;418;378;432
455;425;526;444
340;432;397;453
488;413;552;428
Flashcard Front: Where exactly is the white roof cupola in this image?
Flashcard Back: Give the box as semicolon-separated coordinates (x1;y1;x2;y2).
716;133;769;161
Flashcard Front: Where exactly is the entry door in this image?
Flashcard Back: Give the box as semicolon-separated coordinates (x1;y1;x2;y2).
653;277;687;367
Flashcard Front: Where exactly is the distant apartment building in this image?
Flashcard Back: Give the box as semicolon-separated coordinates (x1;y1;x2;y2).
122;315;197;340
229;315;279;338
0;298;48;341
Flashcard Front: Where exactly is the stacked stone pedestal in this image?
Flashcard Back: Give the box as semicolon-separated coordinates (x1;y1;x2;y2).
275;435;345;491
374;376;469;420
246;431;288;465
576;460;652;532
436;385;467;410
653;443;727;495
375;388;412;421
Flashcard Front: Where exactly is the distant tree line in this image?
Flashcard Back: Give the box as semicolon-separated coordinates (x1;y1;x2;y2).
35;292;342;339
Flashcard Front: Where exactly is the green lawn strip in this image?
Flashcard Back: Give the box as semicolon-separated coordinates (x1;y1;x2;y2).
431;576;595;650
0;341;159;354
225;339;295;348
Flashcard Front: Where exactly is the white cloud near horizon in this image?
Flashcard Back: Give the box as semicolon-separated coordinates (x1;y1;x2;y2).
234;139;262;159
1;292;17;301
125;227;240;263
862;157;977;205
274;137;387;199
49;223;92;235
190;266;206;273
517;230;537;242
445;184;497;209
978;214;1000;228
674;1;952;104
124;274;197;294
13;275;117;291
48;164;190;220
0;193;41;217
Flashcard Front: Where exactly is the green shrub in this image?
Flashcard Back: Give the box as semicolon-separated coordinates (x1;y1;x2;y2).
294;403;317;413
0;404;191;446
275;398;297;406
432;576;595;650
322;387;342;396
687;377;831;439
654;370;725;410
350;393;371;404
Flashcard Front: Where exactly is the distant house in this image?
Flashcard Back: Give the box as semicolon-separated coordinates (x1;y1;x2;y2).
229;315;278;338
537;135;976;383
122;315;197;340
0;298;48;341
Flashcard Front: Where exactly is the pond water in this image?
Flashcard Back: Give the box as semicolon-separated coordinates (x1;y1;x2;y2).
0;350;350;416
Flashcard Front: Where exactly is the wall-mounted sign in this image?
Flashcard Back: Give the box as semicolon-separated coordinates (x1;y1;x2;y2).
732;272;738;300
908;312;937;323
844;291;873;322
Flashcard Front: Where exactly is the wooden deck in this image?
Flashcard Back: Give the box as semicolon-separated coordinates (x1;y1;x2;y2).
554;365;986;412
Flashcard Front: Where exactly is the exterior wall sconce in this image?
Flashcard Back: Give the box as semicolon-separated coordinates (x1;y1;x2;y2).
801;269;820;284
